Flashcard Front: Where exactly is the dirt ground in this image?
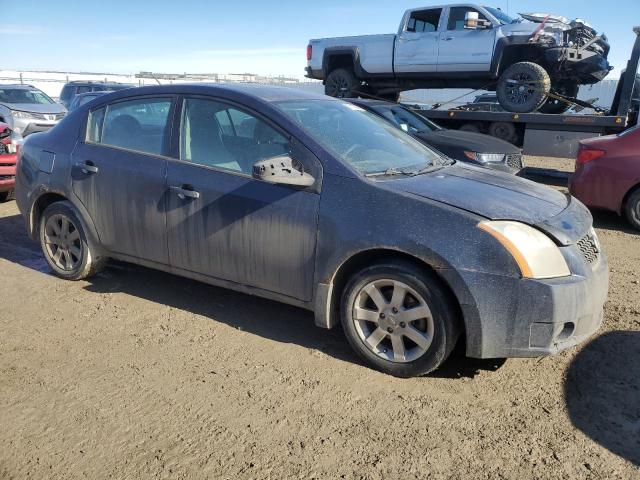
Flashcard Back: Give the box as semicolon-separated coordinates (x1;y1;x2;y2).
0;157;639;479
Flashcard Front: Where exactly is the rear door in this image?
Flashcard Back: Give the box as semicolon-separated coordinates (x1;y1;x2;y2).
436;6;495;72
394;8;443;73
164;96;321;301
71;95;175;264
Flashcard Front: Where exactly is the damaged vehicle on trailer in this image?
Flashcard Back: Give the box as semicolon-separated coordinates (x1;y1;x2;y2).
306;4;612;113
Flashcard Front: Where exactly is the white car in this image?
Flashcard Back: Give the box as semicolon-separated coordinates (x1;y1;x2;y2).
0;84;66;136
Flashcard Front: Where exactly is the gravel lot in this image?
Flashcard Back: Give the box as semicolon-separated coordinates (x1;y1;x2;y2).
1;157;639;479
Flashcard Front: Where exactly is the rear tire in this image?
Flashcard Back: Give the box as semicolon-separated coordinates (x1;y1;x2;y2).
39;201;108;280
340;260;460;378
488;121;518;144
539;84;579;114
497;62;551;113
625;188;640;231
325;68;360;98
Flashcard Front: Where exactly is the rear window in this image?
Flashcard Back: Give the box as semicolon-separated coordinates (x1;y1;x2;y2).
0;88;55;105
86;97;172;156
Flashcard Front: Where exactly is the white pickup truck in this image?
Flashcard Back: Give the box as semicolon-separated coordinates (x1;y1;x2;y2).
306;4;611;113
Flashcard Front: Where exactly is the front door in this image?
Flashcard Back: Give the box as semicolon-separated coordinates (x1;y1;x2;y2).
165;97;320;301
394;8;443;73
437;7;495;72
71;95;175;264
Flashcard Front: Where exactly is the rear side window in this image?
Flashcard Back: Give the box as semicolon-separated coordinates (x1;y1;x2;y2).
76;86;92;94
86;97;172;155
406;9;442;33
447;7;488;30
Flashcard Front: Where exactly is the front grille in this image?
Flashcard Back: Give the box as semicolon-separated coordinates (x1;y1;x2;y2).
20;112;65;121
577;234;599;264
505;153;523;169
0;175;15;181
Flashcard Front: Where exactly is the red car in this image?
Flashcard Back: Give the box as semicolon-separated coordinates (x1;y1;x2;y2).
0;123;19;202
569;126;640;230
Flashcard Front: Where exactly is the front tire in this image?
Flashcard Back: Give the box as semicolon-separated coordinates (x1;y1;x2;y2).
40;201;107;280
325;68;360;98
497;62;551;113
625;188;640;231
341;261;460;377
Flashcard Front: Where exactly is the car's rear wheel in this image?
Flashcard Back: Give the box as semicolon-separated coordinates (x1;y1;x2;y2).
40;201;107;280
625;188;640;231
497;62;551;113
325;68;360;98
341;261;460;377
488;121;518;144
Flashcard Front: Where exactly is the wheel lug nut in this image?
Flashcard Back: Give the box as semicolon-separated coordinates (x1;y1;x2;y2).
387;327;393;333
400;322;406;328
392;307;398;314
380;313;385;319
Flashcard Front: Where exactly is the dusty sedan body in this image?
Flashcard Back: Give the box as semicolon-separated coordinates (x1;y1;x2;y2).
15;85;608;377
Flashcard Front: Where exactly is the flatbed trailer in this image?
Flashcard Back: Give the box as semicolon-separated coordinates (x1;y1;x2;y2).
410;27;640;159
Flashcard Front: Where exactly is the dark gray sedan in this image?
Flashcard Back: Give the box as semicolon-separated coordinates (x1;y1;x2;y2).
15;84;608;377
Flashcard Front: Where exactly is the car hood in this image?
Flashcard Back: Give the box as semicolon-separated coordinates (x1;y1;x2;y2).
384;163;568;224
1;103;67;114
415;130;521;154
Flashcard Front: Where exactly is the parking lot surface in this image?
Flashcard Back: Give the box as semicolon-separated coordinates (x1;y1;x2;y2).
1;159;639;479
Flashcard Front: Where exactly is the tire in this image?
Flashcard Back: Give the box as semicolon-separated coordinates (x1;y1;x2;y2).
39;201;107;280
340;260;461;378
325;68;360;98
539;84;579;114
0;190;13;202
497;62;551;113
625;188;640;231
488;121;518;144
459;123;482;134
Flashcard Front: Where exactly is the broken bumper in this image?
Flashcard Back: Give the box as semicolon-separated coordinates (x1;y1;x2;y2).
545;47;612;84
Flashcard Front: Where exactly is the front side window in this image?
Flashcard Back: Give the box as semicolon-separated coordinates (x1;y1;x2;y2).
180;98;290;174
0;88;55;105
406;9;442;33
378;106;440;134
87;97;172;155
447;7;489;30
276;100;442;176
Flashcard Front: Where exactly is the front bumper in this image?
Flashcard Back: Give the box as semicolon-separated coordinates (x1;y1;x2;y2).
12;117;60;137
0;154;17;193
545;47;612;84
441;243;609;359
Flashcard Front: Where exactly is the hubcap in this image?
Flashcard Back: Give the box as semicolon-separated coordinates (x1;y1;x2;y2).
505;74;538;105
44;214;82;271
328;75;351;98
352;279;434;363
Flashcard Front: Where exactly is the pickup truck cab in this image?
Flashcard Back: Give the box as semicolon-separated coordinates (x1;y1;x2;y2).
307;4;611;113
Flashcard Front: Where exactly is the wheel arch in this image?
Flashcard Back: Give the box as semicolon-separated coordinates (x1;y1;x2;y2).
315;248;469;344
621;181;640;214
322;48;362;79
493;42;547;77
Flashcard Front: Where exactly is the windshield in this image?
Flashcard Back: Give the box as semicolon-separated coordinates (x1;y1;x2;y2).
484;6;517;25
376;105;441;134
0;88;55;105
276;99;443;176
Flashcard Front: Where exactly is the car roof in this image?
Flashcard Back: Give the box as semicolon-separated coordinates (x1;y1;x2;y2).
91;83;332;104
0;84;38;90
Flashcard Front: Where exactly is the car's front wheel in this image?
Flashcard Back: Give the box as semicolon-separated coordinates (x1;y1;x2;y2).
496;62;551;113
40;201;107;280
341;261;460;377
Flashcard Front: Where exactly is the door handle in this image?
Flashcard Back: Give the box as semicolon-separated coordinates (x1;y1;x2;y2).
77;161;99;174
170;185;200;200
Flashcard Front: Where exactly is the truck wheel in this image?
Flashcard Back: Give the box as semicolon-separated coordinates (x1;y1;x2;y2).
488;121;518;144
325;68;360;98
625;188;640;231
341;260;460;378
459;123;482;134
497;62;551;113
539;84;579;114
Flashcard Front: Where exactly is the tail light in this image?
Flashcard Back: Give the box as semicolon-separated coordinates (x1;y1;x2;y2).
576;144;606;165
306;44;312;61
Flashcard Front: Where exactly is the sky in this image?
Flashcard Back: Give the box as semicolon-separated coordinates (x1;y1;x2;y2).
2;0;639;78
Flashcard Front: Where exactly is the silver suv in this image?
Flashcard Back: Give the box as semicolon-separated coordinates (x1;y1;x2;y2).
0;84;67;136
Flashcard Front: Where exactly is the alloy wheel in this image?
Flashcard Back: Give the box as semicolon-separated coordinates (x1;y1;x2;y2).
44;214;83;271
504;73;538;106
352;279;434;363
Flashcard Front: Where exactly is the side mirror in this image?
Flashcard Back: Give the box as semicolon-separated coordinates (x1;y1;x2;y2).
465;12;492;29
253;155;315;187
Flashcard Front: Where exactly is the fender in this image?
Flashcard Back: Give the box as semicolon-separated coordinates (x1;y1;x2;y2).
490;35;543;77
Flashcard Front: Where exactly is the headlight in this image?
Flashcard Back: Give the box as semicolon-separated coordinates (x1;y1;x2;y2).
478;221;571;279
11;110;35;119
464;151;505;163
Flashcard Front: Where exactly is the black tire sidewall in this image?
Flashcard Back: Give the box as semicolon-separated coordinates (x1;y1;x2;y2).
625;190;640;231
497;62;550;113
40;202;92;280
325;68;358;98
340;262;459;377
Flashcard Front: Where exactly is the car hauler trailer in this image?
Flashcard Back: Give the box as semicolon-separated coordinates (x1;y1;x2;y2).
409;27;640;158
